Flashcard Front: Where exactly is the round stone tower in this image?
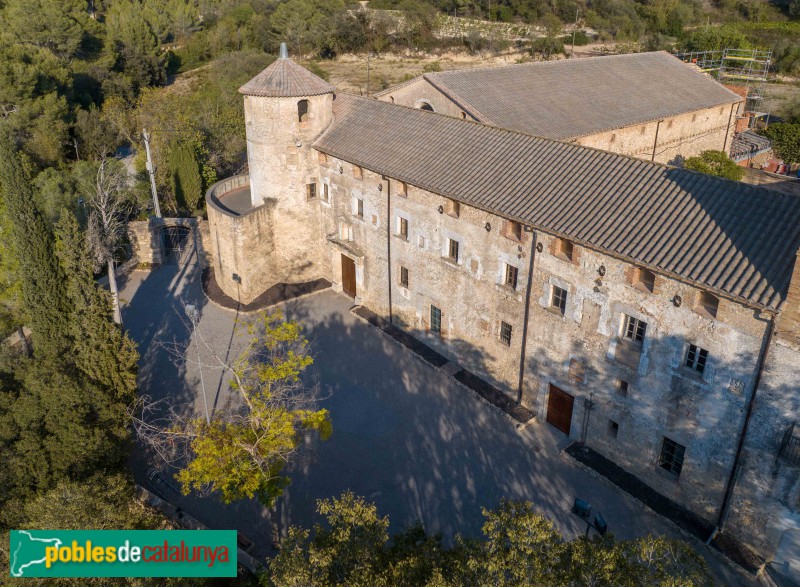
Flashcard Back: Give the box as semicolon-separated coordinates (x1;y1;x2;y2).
205;44;335;304
239;43;335;208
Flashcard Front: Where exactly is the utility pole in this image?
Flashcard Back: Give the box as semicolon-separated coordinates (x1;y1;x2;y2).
571;8;580;58
366;53;371;96
142;128;162;218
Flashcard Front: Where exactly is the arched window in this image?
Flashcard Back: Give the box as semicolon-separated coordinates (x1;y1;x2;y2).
298;99;309;122
414;99;434;112
419;103;434;112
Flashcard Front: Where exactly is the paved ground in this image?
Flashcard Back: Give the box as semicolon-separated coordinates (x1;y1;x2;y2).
120;256;757;585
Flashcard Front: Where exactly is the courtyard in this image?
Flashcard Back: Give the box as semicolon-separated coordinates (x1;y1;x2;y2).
119;255;753;585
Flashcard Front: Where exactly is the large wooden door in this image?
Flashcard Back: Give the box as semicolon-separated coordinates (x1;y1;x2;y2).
341;254;356;298
546;384;574;435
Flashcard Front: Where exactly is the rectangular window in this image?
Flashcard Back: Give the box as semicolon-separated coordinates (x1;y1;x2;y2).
622;314;647;344
396;181;407;197
685;344;708;375
430;305;442;335
499;321;512;346
551;286;568;315
399;266;409;288
354;198;364;219
318;152;328;164
608;420;619;439
306;183;316;200
505;220;522;241
448;238;459;262
616;379;629;397
445;199;460;218
505;264;518;289
398;217;408;239
659;437;686;477
353;165;363;179
321;183;330;203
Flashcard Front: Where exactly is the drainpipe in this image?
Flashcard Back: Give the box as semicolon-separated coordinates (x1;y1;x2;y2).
651;120;663;162
384;177;393;326
517;230;538;403
711;314;776;540
723;102;736;153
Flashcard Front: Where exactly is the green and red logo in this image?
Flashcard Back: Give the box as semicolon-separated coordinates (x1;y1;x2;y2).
9;530;237;577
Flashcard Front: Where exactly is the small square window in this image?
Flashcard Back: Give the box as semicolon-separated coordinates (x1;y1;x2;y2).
396;181;407;197
555;238;574;262
353;165;363;180
499;321;512;346
399;266;409;288
447;238;459;262
616;379;629;397
318;152;328;164
354;198;364;219
685;344;708;375
659;437;685;477
622;314;647;344
398;217;409;239
306;183;316;200
505;220;522;242
633;267;655;293
430;305;442;335
505;264;518;289
445;199;460;218
608;420;619;438
551;286;568;315
694;292;719;319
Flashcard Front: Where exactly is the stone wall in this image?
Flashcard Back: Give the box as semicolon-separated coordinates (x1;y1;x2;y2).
127;217;209;268
378;78;476;121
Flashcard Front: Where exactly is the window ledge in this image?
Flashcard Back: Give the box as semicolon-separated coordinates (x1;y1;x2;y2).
554;252;575;264
546;305;565;318
496;283;518;294
353;214;365;222
693;306;718;320
394;234;410;242
631;281;654;294
442;257;460;267
674;367;707;385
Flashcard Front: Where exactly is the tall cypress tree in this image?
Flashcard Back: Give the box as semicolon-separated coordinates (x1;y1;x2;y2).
0;130;70;360
55;213;138;402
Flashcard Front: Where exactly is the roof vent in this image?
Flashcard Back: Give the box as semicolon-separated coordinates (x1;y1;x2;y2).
279;42;288;59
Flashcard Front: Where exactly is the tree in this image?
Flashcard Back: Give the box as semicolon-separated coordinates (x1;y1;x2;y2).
85;157;132;324
762;123;800;164
54;213;138;401
1;0;88;58
105;0;168;93
134;310;331;507
169;142;203;211
268;493;713;587
530;35;565;60
0;130;70;360
684;150;745;181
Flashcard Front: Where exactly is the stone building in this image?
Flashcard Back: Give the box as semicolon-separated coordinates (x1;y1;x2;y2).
375;51;744;165
205;46;800;567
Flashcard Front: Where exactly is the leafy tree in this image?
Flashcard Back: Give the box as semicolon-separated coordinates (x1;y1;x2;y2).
54;213;138;401
684;150;745;181
268;493;713;587
1;0;88;58
0;130;70;360
762;123;800;163
169;142;203;211
530;35;565;60
136;310;331;507
681;26;750;52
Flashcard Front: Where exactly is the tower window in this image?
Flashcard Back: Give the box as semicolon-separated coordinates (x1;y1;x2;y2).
398;217;409;239
447;238;459;262
298;99;309;122
399;266;409;288
430;305;442;335
306;183;316;200
622;314;647;344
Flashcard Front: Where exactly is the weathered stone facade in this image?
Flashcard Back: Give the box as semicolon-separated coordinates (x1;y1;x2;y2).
204;53;800;565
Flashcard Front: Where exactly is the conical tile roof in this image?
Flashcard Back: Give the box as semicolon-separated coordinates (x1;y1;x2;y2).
239;43;334;97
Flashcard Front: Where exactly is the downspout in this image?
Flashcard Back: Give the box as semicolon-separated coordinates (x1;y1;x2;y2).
723;102;736;153
710;314;776;542
517;231;538;403
651;120;663;162
384;177;393;326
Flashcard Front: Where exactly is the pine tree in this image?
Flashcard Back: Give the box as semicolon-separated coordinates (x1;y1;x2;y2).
0;130;70;360
55;213;138;402
169;142;203;212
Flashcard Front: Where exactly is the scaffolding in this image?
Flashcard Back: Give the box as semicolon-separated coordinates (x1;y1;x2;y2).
674;48;772;128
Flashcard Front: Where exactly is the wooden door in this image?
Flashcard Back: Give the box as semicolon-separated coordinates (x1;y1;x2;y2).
341;254;356;298
546;384;574;435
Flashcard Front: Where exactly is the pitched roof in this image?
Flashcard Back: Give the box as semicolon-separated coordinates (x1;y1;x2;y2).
411;52;741;140
239;54;334;98
315;94;800;311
